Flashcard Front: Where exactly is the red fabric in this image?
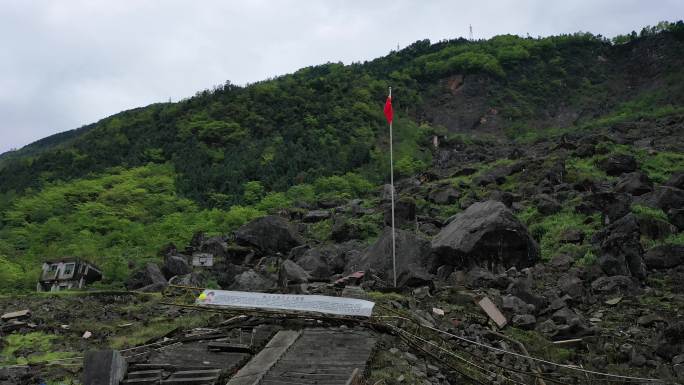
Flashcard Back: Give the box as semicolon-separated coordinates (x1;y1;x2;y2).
384;96;393;124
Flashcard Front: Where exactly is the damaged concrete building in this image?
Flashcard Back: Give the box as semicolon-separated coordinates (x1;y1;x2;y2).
37;259;103;292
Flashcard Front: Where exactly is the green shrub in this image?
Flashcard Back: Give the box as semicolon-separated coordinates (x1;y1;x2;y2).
527;211;600;260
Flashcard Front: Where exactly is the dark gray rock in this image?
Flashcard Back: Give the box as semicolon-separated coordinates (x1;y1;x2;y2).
593;214;645;279
83;350;127;385
512;314;536;330
428;186;461;205
615;172;653;196
590;275;639;295
501;295;535;316
162;254;191;279
235;215;303;254
535;194;561;215
657;321;684;360
558;229;584;244
126;263;167;291
384;197;416;227
577;192;632;224
507;278;547;311
637;186;684;212
200;236;229;259
464;267;495;289
359;227;433;287
644;244;684;269
666;172;684;190
230;269;276;291
432;201;539;270
599;154;637;176
303;210;331;223
669;208;684;231
559;275;585;299
279;259;311;284
637;216;677;240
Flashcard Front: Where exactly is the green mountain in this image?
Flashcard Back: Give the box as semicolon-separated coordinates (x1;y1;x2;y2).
1;22;683;291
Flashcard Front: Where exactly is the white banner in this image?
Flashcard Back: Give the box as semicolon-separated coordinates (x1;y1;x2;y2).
196;290;375;318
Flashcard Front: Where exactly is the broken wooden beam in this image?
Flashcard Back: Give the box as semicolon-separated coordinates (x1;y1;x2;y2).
207;342;253;353
477;296;507;328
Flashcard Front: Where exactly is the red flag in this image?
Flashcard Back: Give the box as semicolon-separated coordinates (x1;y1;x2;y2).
384;96;393;124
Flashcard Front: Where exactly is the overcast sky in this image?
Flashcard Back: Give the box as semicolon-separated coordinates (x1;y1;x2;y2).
1;0;682;154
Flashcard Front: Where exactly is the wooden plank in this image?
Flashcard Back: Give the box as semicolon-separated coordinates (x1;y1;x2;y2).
477;297;507;328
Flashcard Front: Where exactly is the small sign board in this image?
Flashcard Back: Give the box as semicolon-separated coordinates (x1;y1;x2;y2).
196;290;375;318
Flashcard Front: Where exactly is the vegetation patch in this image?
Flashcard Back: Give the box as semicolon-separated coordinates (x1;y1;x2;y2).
522;209;600;261
0;332;76;366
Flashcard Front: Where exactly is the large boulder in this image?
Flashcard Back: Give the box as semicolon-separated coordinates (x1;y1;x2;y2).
428;186;461;205
384;197;416;227
576;192;632;224
614;172;653;196
592;214;645;279
126;263;167;291
358;227;433;287
162;254;191;279
644;245;684;269
296;242;364;280
666;172;684;190
637;186;684;212
230;269;276;291
279;259;311;285
235;215;303;254
598;154;637;176
656;321;684;360
200;236;229;259
431;201;539;270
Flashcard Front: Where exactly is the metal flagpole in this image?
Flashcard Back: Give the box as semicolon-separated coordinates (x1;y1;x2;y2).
388;86;397;288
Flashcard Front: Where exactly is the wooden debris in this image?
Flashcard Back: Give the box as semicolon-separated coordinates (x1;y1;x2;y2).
432;307;445;316
1;309;30;321
477;296;507;328
207;342;253;353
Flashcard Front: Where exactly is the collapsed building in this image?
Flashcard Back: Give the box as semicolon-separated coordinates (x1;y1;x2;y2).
37;259;103;292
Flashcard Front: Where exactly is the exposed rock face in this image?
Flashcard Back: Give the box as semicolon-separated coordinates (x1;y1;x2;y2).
126;263;167;291
615;172;653;196
599;154;637;176
644;245;684;269
431;201;539;270
359;227;433;287
235;215;303;254
593;213;645;279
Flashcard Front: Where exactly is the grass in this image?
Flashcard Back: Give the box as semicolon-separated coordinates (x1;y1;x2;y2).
523;209;601;261
504;328;573;363
638;151;684;183
0;332;77;366
631;204;669;222
108;312;213;349
565;156;609;182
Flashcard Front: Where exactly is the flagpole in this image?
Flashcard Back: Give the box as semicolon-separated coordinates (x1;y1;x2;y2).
388;86;397;288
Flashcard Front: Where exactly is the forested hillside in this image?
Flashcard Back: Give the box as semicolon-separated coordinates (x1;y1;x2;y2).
1;21;683;291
